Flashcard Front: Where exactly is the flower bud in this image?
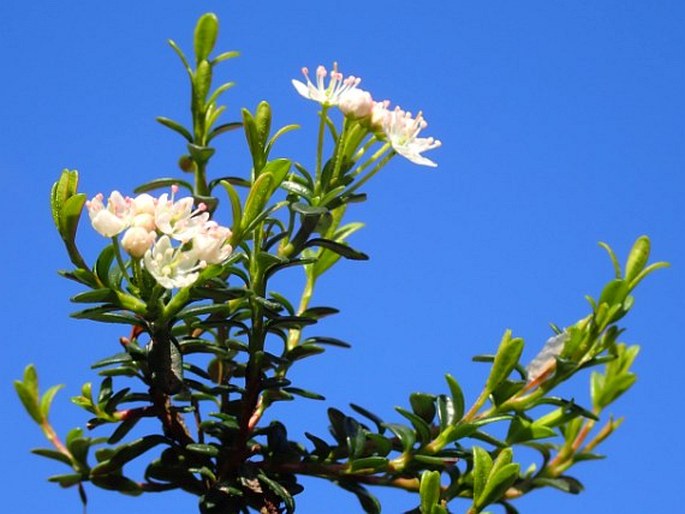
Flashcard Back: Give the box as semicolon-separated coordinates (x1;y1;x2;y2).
121;226;156;258
339;88;374;119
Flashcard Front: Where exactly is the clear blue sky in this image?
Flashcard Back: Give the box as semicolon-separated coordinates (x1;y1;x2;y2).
1;1;682;513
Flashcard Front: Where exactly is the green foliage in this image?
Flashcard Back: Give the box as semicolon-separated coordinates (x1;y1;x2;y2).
16;11;668;514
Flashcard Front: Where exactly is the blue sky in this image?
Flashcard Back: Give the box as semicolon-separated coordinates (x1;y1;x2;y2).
1;1;683;513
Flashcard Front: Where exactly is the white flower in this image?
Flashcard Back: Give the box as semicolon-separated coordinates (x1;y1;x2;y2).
526;332;569;383
143;235;205;289
339;88;374;119
292;63;361;107
86;191;132;237
381;107;442;167
121;226;156;258
192;221;233;264
155;187;209;242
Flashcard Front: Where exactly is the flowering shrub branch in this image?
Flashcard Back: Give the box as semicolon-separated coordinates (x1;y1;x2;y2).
16;12;666;514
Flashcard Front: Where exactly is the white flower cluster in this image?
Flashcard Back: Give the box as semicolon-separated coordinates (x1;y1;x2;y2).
86;186;232;289
292;63;442;167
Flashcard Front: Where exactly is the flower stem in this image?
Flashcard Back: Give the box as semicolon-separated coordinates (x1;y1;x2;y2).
314;106;330;193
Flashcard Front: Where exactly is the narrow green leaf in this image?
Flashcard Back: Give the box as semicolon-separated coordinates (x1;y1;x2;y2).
303;238;368;260
14;365;41;423
506;417;556;445
478;462;520;508
420;470;442;514
156;116;193;142
90;474;143;496
261;158;291;191
91;435;167;475
384;423;416;452
108;417;140;445
58;193;86;244
194;13;219;63
281;180;312;199
532;476;583;494
338;482;381;514
350;403;385;434
410;393;437;423
134;178;193;194
396;408;432;445
257;472;295;514
255;101;272;149
211;50;240;65
48;474;83;488
40;384;64;420
32;448;73;466
186;443;220;457
625;235;650;284
51;169;79;229
350;456;389;473
485;331;524;393
241;172;274;231
472;446;492;501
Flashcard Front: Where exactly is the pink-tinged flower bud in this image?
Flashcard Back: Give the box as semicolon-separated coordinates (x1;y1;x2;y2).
121;226;156;258
131;193;156;216
339;89;374;119
131;212;156;232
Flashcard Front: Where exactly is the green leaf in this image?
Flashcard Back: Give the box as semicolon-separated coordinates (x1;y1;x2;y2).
384;423;416;452
40;384;64;420
396;408;432;445
156;116;193;142
445;374;465;421
472;446;492;501
51;169;79;229
241;172;274;231
255;101;272;150
506;417;556;445
345;417;367;459
350;404;385;434
478;462;520;509
186;443;220;457
14;365;41;423
420;470;442;514
107;417;140;445
304;432;331;458
261;158;291;191
90;474;143;496
338;481;381;514
194;13;219;63
625;235;650;284
211;50;240;65
350;457;389;473
71;288;116;304
436;395;456;431
58;193;86;245
257;472;295;514
281;180;312;199
32;448;73;466
410;393;437;423
532;476;583;494
48;473;83;488
91;435;168;475
485;331;524;393
304;238;368;260
134;178;193;195
283;387;325;401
